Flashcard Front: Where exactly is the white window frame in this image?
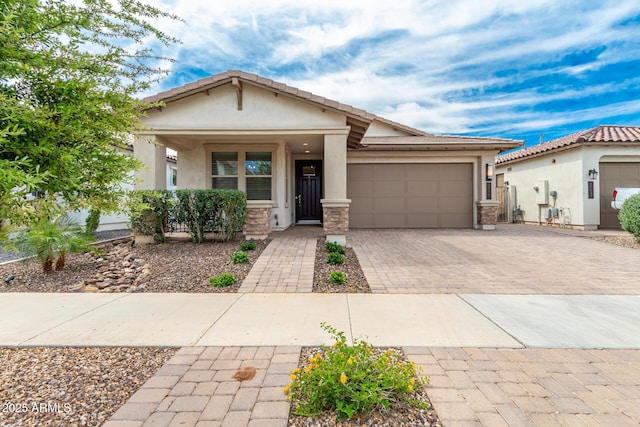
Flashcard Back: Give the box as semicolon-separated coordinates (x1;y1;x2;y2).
209;145;276;202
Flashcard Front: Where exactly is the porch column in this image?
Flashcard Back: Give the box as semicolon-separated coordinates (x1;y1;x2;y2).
476;154;498;230
133;135;167;190
321;132;350;246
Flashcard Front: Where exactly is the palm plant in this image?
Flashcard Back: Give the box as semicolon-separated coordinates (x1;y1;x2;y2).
1;215;97;273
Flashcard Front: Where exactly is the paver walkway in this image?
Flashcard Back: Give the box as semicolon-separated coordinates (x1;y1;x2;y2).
104;346;299;427
239;238;316;293
404;347;640;426
104;346;640;427
350;225;640;294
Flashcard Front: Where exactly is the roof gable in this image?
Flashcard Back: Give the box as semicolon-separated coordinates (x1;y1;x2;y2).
143;70;430;148
496;125;640;165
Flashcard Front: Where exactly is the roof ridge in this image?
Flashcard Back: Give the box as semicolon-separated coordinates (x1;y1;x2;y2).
496;125;640;164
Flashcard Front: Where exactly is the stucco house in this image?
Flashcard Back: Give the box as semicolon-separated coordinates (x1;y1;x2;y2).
495;125;640;229
134;70;522;243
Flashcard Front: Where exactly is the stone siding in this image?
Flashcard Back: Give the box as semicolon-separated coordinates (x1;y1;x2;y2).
323;206;349;235
477;202;498;225
243;207;271;239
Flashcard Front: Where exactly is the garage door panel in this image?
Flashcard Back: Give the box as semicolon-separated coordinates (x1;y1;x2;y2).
407;197;438;213
405;164;438;180
374;214;407;228
407;214;439;228
439;180;472;196
373;164;402;180
348;164;372;180
348;180;373;197
599;162;640;229
374;181;405;196
347;163;472;228
407;181;438;196
620;163;640;178
350;197;373;214
438;197;471;213
373;198;406;213
350;214;373;228
440;213;473;228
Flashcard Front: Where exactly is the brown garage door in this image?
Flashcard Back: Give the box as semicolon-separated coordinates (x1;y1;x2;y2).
347;163;473;228
599;162;640;229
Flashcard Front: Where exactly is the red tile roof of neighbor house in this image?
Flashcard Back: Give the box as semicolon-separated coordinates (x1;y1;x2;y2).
496;125;640;165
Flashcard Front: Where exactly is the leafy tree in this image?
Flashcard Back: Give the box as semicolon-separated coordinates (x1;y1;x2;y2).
0;0;180;226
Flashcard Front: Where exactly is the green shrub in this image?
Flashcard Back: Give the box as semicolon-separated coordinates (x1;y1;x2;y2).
327;252;344;265
329;271;345;285
208;273;236;288
231;251;249;264
326;241;346;254
286;323;427;420
239;241;257;251
85;207;101;234
174;189;246;243
129;190;173;243
619;193;640;242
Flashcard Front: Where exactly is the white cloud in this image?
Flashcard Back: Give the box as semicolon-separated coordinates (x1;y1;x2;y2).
138;0;640;143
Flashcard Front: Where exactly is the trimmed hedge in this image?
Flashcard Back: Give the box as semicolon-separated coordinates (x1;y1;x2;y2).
619;193;640;242
129;189;246;243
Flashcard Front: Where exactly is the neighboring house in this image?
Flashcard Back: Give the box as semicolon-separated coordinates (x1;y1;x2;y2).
495;125;640;229
134;70;522;244
69;148;177;231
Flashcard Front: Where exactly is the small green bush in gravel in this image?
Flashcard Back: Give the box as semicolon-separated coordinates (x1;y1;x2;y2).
285;323;427;420
619;193;640;242
326;241;346;254
329;271;345;285
208;273;236;288
231;251;249;264
239;241;257;251
327;252;344;265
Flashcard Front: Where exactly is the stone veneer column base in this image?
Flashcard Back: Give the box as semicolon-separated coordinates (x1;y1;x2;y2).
321;199;350;246
475;201;499;230
243;202;273;240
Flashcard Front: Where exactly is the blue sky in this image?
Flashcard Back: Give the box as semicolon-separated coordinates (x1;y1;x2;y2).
145;0;640;147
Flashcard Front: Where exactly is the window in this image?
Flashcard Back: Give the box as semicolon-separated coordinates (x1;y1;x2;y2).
245;151;271;200
212;152;238;190
171;167;177;186
211;150;272;200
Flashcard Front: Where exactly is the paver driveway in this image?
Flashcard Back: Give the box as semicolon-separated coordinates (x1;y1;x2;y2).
349;225;640;294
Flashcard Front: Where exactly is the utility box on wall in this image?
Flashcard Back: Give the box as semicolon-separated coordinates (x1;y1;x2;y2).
536;180;549;205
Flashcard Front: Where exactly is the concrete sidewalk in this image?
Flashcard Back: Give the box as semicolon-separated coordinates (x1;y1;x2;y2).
3;293;640;349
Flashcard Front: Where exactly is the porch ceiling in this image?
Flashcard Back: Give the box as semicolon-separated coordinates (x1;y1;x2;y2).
156;133;326;155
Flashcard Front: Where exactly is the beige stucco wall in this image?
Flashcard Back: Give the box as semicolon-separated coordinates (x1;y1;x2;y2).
496;146;640;229
144;84;346;129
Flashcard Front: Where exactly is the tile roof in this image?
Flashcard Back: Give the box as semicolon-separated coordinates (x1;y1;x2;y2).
496;125;640;164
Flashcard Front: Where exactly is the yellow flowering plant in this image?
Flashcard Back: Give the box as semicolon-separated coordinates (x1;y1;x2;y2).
285;323;428;420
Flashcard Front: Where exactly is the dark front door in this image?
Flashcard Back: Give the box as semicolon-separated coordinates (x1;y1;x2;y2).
295;160;322;222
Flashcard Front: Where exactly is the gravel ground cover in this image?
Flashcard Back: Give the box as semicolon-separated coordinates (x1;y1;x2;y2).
0;347;175;426
0;238;268;293
288;347;441;427
313;240;370;293
584;234;640;249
